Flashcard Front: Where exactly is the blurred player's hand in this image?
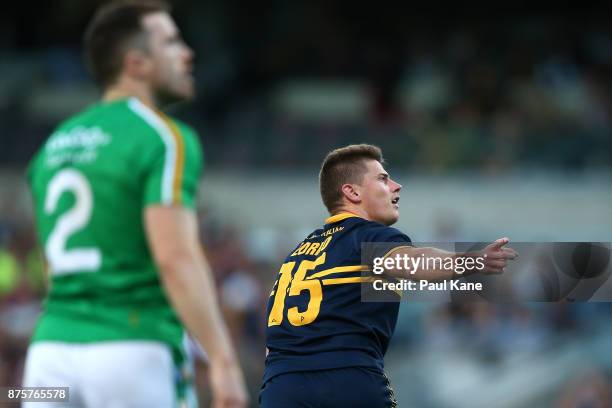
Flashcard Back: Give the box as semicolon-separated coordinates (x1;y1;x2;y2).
210;359;249;408
481;237;518;274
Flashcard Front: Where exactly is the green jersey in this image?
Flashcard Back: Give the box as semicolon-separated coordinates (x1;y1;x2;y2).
27;97;203;361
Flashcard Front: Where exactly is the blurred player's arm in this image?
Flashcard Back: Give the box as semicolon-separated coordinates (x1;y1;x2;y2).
145;206;248;408
383;238;518;281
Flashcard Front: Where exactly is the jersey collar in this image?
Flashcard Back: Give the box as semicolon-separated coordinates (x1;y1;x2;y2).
324;212;360;225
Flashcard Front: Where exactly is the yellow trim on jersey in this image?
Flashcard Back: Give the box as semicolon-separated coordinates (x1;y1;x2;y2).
324;212;359;224
322;277;373;285
306;265;368;280
160;114;185;204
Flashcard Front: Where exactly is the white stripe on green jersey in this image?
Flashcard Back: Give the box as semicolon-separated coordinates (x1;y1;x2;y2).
128;97;177;205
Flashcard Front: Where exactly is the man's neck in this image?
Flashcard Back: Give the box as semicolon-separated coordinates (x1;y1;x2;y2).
103;79;156;109
333;206;369;221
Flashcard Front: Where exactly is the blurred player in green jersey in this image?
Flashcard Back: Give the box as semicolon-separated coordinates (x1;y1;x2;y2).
23;1;247;407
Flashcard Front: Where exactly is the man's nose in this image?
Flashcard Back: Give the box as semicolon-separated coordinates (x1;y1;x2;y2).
391;179;402;192
183;44;194;62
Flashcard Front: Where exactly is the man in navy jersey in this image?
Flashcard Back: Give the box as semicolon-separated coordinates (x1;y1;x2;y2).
261;144;517;407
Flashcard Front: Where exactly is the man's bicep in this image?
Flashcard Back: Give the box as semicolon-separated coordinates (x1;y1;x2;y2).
144;206;199;268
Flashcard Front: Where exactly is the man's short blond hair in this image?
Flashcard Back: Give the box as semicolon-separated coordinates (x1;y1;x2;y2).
319;144;384;214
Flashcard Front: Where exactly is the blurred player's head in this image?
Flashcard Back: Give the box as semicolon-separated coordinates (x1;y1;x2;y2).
319;144;401;226
84;0;194;105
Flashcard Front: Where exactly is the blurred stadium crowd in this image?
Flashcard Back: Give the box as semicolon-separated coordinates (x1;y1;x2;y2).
1;2;611;407
1;4;611;171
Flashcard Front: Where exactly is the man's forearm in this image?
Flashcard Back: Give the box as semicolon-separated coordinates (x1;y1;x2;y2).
384;246;476;282
382;238;514;281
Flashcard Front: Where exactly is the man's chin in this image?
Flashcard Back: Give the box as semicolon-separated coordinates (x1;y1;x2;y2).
157;87;194;106
379;212;399;226
172;84;196;101
388;211;400;226
180;85;196;100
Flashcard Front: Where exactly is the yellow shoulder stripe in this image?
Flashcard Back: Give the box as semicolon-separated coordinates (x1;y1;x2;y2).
322;277;373;285
306;265;368;280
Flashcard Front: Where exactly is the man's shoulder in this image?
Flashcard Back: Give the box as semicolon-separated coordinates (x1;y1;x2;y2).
164;116;202;156
27;100;165;181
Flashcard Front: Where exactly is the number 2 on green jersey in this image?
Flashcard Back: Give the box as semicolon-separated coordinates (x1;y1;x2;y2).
45;169;101;275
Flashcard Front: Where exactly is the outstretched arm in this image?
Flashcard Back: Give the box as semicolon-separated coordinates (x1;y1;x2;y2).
381;237;518;281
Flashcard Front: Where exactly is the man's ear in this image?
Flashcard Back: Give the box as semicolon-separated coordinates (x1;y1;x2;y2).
123;48;151;81
341;183;361;204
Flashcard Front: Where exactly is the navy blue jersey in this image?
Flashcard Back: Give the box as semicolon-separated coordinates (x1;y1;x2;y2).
264;213;411;383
